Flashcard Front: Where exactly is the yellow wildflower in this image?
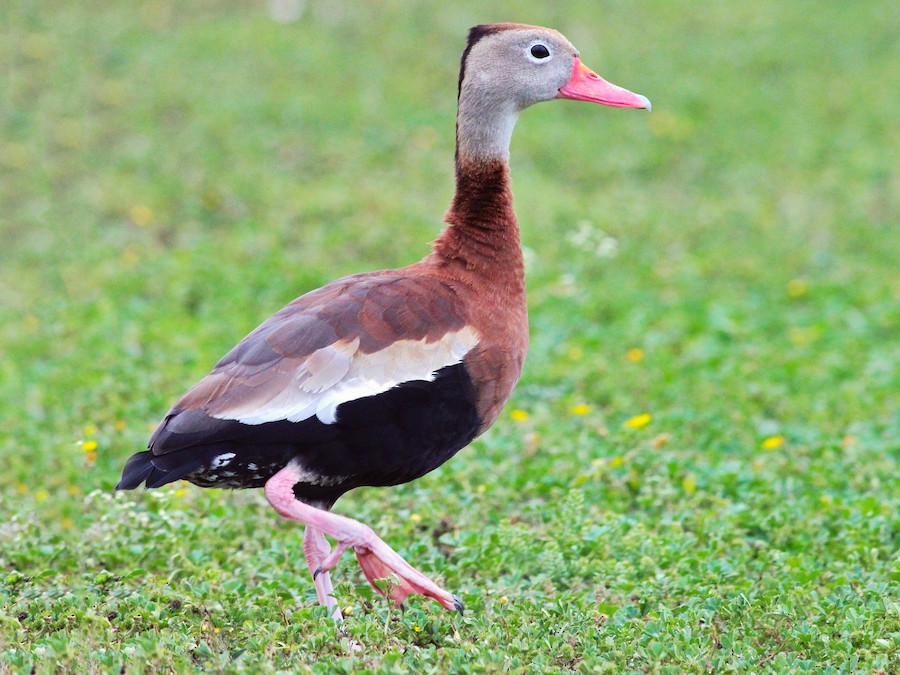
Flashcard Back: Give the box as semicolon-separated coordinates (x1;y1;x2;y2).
510;409;529;422
83;424;98;436
129;204;153;226
786;278;808;298
16;484;29;495
82;439;98;452
682;475;697;495
626;347;645;363
410;513;422;523
36;489;49;502
623;413;652;430
789;326;820;347
570;404;590;416
761;435;785;450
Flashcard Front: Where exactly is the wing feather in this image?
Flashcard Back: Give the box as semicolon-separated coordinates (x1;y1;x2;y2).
154;273;478;448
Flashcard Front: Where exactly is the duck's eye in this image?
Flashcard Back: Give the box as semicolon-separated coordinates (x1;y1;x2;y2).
529;44;551;60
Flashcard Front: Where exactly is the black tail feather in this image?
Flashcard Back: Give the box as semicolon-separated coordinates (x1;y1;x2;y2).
116;449;207;490
116;451;155;490
144;455;205;488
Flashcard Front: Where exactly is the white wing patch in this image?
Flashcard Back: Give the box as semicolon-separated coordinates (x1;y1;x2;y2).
210;453;236;469
212;326;480;426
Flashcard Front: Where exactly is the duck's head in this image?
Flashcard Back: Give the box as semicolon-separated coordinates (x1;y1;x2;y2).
456;24;650;161
460;24;650;112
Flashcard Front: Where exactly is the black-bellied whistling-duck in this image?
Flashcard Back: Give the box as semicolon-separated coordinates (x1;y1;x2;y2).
118;23;649;620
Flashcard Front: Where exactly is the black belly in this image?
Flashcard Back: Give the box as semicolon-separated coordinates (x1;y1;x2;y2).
116;363;481;507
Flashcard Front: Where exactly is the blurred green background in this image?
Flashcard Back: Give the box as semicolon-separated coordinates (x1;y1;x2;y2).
1;1;897;671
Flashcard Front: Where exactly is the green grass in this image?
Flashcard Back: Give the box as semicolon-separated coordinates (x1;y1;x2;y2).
2;1;898;672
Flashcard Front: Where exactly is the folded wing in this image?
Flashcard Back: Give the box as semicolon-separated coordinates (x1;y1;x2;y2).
149;272;479;455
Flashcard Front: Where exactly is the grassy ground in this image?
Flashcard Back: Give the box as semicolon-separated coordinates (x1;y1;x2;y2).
2;1;898;672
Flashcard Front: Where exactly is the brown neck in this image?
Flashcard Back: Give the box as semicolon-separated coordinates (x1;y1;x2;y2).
431;157;524;283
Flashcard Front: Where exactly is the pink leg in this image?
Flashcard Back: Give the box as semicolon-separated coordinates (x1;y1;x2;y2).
303;526;343;622
265;464;463;614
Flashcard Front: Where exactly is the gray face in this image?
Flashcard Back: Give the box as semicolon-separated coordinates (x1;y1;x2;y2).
462;28;580;111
